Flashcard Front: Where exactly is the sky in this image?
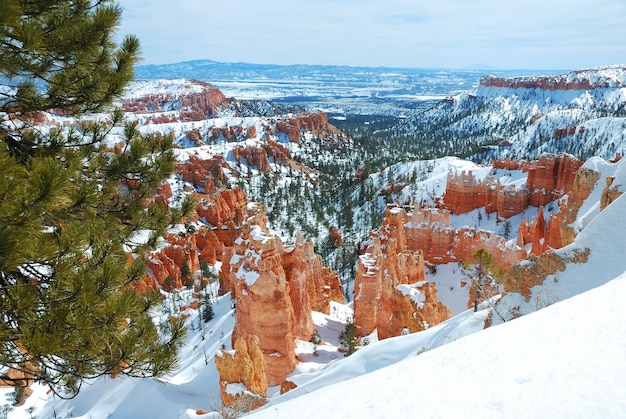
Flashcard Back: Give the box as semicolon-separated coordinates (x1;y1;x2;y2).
117;0;626;70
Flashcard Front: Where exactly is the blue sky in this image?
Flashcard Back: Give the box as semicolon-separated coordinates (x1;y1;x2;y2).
118;0;626;70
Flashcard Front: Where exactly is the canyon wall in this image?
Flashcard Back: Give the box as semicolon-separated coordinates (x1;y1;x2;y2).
443;154;582;217
479;66;626;91
405;208;526;269
122;80;229;117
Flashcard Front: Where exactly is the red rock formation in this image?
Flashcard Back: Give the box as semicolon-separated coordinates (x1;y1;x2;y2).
221;220;342;384
123;80;229;117
330;227;343;247
214;334;268;413
353;207;451;339
222;226;298;385
177;154;231;194
503;248;590;300
154;182;173;206
553;126;579;139
480;67;626;91
557;167;601;247
193;228;224;264
195;189;248;227
530;207;547;255
280;380;298;395
600;176;624;211
443;170;491;215
232;145;271;172
526;154;583;207
492;158;526;171
405;208;526;269
496;185;529;219
284;232;343;316
353;236;432;338
444;154;582;217
274;112;345;146
144;232;200;290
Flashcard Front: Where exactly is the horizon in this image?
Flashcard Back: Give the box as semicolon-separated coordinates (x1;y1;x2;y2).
118;1;626;71
133;57;575;73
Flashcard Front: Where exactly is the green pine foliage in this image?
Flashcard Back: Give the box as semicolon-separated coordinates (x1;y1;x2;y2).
0;1;186;398
339;320;358;356
202;295;214;323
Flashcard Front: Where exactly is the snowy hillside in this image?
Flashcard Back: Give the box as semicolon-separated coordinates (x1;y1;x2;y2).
249;156;626;418
251;270;626;418
393;65;626;162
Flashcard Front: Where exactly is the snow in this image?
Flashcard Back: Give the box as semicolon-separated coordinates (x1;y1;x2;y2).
252;270;626;418
395;283;425;307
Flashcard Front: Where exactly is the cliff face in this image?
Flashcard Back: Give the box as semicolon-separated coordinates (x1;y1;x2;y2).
503;248;590;300
479;66;626;91
144;232;200;290
405;208;526;269
177;155;231;194
558;168;601;247
526;154;582;207
354;207;450;339
443;154;582;217
122;80;229;117
231;141;292;172
222;226;298;386
274;112;346;146
283;232;344;316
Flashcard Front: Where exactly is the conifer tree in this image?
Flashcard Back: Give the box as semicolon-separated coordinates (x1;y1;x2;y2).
202;295;214;323
0;0;187;398
339;320;358;356
463;249;505;312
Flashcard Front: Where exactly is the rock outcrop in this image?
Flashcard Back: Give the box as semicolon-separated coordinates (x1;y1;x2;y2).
405;208;526;269
503;248;590;300
144;232;200;290
354;206;451;339
557;168;601;247
600;176;624;211
274;112;345;146
223;225;299;385
214;335;268;413
177;155;231;194
479;66;626;91
221;221;342;386
123;80;229;117
443;154;582;217
231;140;292;172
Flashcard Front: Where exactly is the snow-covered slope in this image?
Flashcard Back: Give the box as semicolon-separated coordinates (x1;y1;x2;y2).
251;269;626;418
496;158;626;320
394;65;626;162
251;157;626;418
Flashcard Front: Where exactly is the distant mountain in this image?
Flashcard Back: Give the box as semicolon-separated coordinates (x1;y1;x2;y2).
133;59;555;115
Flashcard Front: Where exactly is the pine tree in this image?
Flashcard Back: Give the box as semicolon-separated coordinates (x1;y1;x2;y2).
202;295;214;323
0;1;187;398
463;249;505;312
339;320;358;356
